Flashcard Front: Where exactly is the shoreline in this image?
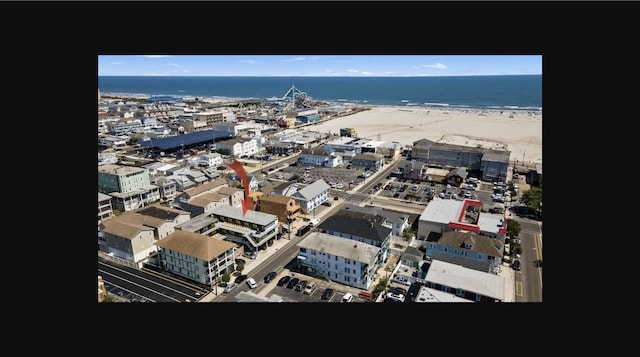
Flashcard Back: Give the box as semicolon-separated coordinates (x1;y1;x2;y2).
99;93;542;165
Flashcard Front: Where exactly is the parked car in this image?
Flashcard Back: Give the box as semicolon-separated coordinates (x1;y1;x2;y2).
387;292;405;302
294;280;308;292
234;274;247;284
303;281;316;295
512;260;521;271
341;292;354;303
277;275;291;287
246;278;258;289
389;286;408;296
264;271;277;283
322;201;332;207
243;250;257;260
321;288;334;301
286;277;300;289
223;282;237;293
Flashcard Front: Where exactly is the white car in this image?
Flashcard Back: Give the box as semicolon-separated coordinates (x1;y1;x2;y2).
223;282;237;293
246;278;258;289
341;292;353;303
309;218;320;226
387;292;405;302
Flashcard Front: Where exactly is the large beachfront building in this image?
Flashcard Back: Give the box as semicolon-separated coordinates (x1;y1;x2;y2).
411;138;510;183
297;232;381;290
98;164;160;212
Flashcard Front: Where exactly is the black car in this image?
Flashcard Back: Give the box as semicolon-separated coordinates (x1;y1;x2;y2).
321;288;334;301
277;275;291;287
389;286;408;296
512;260;521;271
294;280;308;292
234;274;247;284
286;277;300;289
264;271;277;283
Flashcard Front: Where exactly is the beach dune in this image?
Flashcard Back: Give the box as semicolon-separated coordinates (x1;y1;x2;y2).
312;106;542;165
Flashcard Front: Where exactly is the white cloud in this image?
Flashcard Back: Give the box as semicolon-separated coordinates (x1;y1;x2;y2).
166;63;182;67
415;63;447;70
281;56;322;62
239;60;257;64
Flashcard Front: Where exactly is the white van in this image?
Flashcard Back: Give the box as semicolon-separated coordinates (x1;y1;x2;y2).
341;292;353;303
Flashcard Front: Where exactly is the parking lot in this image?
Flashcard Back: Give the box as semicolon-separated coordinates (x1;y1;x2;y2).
265;163;367;191
261;271;369;303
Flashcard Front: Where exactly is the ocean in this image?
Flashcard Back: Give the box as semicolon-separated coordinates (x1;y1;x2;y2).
97;75;542;112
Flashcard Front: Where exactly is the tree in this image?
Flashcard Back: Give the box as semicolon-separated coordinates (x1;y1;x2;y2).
402;227;414;241
236;262;245;273
221;271;231;283
521;186;543;211
506;218;521;238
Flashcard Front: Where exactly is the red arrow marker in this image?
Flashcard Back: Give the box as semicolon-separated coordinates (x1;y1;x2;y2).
226;159;252;216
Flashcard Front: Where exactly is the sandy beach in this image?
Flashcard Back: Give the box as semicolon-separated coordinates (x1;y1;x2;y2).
312;106;542;165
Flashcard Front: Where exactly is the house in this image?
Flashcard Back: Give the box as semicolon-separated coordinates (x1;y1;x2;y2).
156;230;237;287
446;167;468;187
254;193;301;224
197;152;224;168
337;204;410;237
291;179;331;214
316;212;392;267
350;152;384;171
98;164;161;212
425;230;504;274
297;231;381;290
272;181;299;197
298;147;343;168
98;192;114;227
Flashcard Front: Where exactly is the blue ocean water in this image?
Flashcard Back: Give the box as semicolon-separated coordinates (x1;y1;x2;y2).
98;75;542;111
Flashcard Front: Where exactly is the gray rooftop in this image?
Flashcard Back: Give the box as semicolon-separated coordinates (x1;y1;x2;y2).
298;232;380;264
425;260;505;301
210;205;277;226
318;214;392;243
295;179;330;200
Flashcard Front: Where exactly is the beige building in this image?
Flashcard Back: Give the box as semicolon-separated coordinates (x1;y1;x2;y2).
157;231;237;286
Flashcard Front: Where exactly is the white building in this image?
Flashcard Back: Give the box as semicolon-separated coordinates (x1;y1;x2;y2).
197;152;224;168
297;232;380;290
291;179;330;214
423;260;506;302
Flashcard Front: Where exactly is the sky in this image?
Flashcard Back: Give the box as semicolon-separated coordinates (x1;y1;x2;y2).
98;55;541;77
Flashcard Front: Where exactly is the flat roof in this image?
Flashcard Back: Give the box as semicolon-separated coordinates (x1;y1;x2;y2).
298;232;380;264
210;205;277;226
139;129;232;151
425;260;504;301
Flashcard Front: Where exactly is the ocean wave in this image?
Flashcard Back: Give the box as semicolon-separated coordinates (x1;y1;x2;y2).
424;102;449;107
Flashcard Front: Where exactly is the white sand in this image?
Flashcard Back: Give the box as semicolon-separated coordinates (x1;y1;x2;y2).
312;106;542;164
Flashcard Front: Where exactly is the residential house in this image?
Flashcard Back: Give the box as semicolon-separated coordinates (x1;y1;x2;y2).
446;167;469;187
298;147;342;168
197;152;224;168
316;213;392;265
297;232;380;290
98;164;160;212
98;192;114;227
291;179;331;214
425;230;504;274
351;152;384;171
156;230;237;287
254;193;301;224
